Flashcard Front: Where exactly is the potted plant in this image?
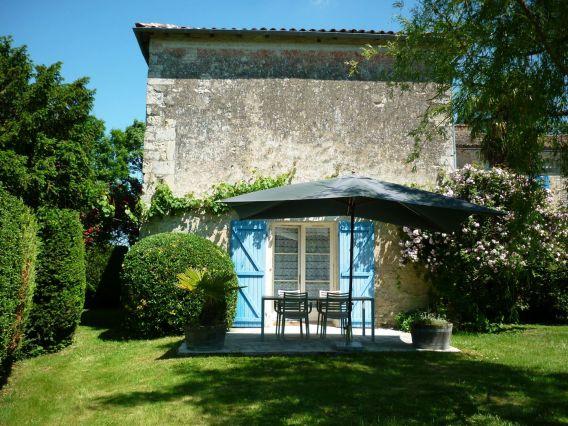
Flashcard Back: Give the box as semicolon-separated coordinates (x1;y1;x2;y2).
176;267;239;350
409;312;453;350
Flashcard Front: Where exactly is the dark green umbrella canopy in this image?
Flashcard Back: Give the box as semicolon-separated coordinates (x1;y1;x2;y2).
222;175;503;232
222;175;504;344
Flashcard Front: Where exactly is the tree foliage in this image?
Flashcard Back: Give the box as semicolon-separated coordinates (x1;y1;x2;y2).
359;0;568;175
0;36;144;244
84;120;145;245
0;36;103;209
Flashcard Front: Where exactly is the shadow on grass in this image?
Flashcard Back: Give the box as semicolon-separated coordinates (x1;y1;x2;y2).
80;309;132;341
94;352;568;425
81;309;186;344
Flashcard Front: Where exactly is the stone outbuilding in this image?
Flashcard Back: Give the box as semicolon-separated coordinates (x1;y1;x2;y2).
133;23;560;327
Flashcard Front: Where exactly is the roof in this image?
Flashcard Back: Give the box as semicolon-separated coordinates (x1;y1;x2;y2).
133;22;398;64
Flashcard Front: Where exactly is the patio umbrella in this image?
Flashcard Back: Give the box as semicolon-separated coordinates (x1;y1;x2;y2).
222;175;504;344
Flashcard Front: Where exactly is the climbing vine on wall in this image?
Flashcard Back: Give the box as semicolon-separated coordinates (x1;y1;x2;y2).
144;171;294;219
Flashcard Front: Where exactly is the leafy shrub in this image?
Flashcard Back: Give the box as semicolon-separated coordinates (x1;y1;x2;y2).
176;268;240;326
400;166;568;330
145;171;293;219
395;310;450;332
85;245;128;308
24;208;86;355
521;267;568;324
394;310;423;332
121;233;238;337
410;314;451;329
0;187;38;381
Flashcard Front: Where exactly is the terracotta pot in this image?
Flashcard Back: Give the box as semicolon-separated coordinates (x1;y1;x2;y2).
184;324;226;350
410;323;453;350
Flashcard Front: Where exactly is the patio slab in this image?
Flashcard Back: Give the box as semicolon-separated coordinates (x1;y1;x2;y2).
177;326;460;356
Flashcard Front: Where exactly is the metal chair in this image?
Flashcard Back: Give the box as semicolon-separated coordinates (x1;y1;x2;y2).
277;292;312;339
275;289;300;337
316;290;340;335
319;292;350;338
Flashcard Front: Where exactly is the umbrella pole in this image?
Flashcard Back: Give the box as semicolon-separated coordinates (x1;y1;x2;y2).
347;199;355;345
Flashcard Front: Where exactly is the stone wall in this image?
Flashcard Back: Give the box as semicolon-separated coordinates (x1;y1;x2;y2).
142;35;455;202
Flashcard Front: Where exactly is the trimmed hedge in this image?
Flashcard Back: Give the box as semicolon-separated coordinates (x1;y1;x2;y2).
122;232;238;338
85;245;128;308
0;188;38;381
24;208;86;355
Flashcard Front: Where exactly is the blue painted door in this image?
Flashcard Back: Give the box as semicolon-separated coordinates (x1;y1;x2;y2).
339;221;374;328
230;220;267;327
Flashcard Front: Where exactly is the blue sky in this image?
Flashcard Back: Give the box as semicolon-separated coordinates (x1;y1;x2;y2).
1;0;416;132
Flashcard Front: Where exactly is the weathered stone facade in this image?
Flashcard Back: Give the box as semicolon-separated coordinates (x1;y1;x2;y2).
135;24;454;326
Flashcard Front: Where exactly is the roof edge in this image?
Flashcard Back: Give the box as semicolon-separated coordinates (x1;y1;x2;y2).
133;23;400;65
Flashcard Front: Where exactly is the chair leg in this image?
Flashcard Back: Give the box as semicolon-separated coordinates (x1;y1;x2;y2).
305;315;309;338
299;319;303;338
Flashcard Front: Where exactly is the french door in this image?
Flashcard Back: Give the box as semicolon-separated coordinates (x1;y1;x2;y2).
272;224;332;297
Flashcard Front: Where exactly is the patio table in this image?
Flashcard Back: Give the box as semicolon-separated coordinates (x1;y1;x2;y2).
260;295;375;342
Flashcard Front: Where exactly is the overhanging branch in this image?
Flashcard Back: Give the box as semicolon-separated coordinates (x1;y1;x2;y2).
515;0;568;76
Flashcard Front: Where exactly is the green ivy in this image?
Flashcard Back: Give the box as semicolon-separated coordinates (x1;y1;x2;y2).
144;171;294;219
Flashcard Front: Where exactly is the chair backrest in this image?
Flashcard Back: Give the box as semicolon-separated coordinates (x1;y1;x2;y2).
282;291;309;313
324;292;350;314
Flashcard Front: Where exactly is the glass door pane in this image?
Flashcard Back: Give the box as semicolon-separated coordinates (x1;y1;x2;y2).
305;227;331;298
273;227;299;293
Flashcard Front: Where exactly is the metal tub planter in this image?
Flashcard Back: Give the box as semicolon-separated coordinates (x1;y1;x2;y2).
410;316;453;350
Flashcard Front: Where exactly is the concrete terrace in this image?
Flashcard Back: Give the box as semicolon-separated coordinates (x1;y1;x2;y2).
177;326;460;356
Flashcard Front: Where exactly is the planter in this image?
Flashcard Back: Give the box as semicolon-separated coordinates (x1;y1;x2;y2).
410;323;453;350
184;324;227;350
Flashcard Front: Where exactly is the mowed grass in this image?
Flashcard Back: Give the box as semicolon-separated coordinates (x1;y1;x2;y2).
0;311;567;425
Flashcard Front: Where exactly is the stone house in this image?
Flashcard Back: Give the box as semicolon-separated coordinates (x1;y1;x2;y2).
133;23;560;327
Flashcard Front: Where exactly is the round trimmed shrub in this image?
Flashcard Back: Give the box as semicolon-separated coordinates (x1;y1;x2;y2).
24;208;86;355
0;187;38;381
121;232;238;338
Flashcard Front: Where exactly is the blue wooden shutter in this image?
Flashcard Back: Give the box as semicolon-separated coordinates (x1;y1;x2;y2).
230;220;267;327
339;221;374;328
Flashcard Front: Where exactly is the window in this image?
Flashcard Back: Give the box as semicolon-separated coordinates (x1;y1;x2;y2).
272;224;333;297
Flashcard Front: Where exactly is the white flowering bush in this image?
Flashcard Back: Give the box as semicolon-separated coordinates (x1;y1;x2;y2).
400;165;568;330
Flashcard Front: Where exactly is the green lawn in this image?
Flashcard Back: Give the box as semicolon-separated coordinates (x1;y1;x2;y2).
1;311;567;425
